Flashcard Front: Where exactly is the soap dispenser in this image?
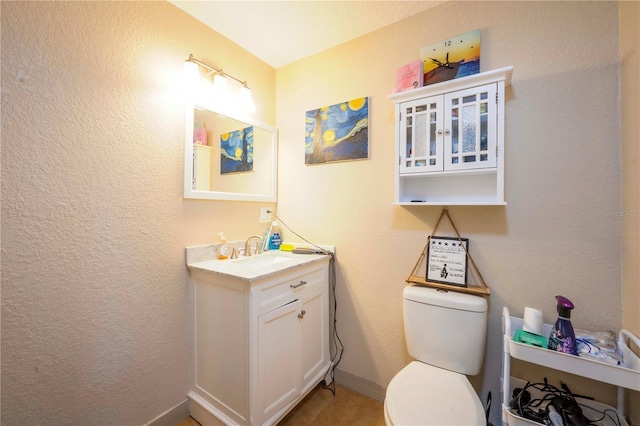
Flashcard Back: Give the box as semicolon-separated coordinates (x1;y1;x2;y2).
547;295;578;355
216;232;229;260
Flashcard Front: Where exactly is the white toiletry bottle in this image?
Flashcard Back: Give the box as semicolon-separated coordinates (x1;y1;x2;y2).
268;221;282;250
261;225;271;252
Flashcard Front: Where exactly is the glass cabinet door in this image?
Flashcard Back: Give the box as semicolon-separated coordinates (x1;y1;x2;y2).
444;83;497;171
399;96;443;174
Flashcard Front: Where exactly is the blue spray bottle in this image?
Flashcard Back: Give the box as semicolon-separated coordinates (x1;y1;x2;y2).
268;221;282;250
547;295;578;355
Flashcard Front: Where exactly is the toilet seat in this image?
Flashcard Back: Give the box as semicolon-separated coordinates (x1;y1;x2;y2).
384;361;486;426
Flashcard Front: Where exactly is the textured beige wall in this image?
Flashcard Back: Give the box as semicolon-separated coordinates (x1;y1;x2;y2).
1;2;275;424
620;0;640;421
621;0;640;341
276;1;627;424
2;1;636;425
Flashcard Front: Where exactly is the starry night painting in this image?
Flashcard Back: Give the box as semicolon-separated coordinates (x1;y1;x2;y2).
220;126;253;175
305;97;369;165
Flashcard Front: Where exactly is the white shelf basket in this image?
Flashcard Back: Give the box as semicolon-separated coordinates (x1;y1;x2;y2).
501;307;640;425
503;377;629;426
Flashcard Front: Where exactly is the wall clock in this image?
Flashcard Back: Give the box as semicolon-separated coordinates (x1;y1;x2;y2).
419;29;481;86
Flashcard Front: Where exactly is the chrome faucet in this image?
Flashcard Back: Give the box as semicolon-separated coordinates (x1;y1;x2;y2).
244;235;263;256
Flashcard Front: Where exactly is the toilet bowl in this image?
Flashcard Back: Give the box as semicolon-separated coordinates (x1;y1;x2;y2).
384;362;485;425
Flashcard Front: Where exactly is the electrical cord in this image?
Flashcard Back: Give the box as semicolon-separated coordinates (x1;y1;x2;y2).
266;210;331;254
266;210;344;395
586;408;622;426
322;254;344;395
510;378;621;426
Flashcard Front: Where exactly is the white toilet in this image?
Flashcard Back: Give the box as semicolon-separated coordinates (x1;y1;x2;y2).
384;285;488;425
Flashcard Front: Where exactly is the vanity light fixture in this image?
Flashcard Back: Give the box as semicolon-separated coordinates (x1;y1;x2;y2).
183;54;256;113
211;73;229;103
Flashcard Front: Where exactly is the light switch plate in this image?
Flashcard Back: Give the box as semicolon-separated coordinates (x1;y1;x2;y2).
259;207;271;223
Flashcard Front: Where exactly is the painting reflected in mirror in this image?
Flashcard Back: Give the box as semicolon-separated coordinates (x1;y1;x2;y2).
184;104;277;201
220;125;253;175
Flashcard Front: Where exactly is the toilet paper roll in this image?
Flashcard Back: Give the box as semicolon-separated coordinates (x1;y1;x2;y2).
523;307;544;336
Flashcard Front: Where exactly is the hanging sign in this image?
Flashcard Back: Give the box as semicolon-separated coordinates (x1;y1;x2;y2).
426;236;469;287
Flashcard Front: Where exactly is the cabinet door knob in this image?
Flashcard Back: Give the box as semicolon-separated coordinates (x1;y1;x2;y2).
290;280;307;289
298;310;306;319
445;129;451;135
437;129;443;135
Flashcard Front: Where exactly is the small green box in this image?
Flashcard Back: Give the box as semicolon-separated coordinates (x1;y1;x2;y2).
514;329;547;348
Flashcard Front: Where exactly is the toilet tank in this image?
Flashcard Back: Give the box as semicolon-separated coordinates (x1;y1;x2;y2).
403;285;488;375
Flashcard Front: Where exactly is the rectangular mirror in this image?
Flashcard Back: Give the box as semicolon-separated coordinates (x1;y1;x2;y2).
184;103;277;201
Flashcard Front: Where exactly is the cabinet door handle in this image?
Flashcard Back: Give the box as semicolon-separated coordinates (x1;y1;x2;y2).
290;280;307;289
298;310;306;319
445;129;451;135
437;129;443;135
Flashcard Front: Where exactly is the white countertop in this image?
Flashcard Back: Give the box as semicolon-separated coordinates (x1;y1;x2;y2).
186;243;333;281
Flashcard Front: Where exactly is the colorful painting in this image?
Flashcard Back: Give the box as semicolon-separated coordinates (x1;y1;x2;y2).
305;97;369;165
419;29;480;86
220;125;253;174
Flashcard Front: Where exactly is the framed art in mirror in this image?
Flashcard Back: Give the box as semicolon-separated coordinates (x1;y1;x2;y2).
184;102;277;202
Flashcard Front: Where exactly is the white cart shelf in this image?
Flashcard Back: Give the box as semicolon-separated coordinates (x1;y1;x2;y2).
502;307;640;425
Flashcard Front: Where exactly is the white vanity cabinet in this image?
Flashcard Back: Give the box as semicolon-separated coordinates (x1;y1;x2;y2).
187;256;331;426
390;66;513;205
258;280;327;421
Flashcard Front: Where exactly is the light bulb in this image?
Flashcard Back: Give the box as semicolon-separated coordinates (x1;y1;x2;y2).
238;86;256;113
212;74;229;102
182;60;199;93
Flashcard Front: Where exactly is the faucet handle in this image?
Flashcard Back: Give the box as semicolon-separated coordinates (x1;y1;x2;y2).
230;246;239;259
244;235;264;256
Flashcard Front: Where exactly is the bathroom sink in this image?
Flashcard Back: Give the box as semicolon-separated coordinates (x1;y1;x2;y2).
186;248;330;281
231;253;294;269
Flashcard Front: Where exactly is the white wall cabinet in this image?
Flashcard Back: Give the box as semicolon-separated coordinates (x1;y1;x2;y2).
192;144;212;191
188;258;331;426
390;66;513;205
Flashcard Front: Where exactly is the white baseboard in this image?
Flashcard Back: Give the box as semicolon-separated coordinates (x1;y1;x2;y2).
145;399;190;426
334;368;386;402
188;395;229;426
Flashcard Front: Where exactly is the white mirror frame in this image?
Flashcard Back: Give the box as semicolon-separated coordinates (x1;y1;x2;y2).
183;99;278;202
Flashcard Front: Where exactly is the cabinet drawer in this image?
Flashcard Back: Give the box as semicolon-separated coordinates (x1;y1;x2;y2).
255;266;326;314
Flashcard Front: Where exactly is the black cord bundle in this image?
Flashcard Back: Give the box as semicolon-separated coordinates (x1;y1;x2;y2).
510;378;621;426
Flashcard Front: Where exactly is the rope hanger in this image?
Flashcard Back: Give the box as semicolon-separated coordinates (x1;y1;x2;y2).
407;207;490;296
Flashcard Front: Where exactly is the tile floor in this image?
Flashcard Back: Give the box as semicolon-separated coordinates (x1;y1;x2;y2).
177;384;385;426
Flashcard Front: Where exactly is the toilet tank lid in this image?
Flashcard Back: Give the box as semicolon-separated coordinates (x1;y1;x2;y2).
403;285;487;312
